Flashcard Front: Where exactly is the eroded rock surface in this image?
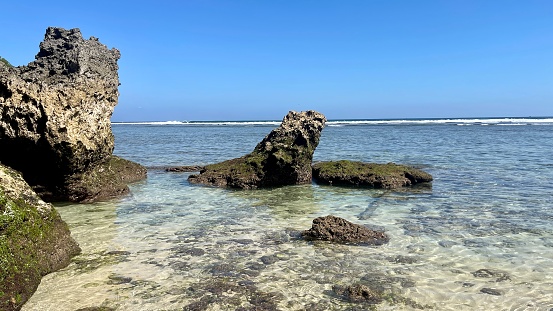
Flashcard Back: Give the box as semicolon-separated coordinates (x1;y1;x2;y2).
302;215;389;245
312;160;433;189
0;27;145;202
188;110;326;189
0;164;80;311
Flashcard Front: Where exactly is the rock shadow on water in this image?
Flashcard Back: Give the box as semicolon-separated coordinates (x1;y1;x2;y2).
232;184;319;219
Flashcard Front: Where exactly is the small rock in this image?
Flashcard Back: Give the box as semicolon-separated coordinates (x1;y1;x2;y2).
472;269;511;282
260;255;279;265
107;275;132;285
332;283;383;304
302;215;389;245
480;287;503;296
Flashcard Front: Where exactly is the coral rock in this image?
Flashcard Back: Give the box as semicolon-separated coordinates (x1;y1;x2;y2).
302;215;389;245
188;110;326;189
0;27;145;202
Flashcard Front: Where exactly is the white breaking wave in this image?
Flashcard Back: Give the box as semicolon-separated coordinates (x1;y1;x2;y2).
112;117;553;126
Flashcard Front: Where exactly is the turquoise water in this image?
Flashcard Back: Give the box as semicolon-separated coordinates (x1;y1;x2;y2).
23;119;553;310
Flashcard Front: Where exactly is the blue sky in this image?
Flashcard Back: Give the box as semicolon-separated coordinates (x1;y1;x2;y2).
1;1;552;121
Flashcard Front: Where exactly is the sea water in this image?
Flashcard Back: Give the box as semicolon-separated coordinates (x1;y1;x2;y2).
23;118;553;310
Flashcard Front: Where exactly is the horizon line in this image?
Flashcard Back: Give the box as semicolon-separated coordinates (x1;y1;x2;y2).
111;115;553;124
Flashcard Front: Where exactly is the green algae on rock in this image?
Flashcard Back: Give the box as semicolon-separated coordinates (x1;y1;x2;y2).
63;156;147;203
188;110;326;189
312;160;433;189
0;164;80;311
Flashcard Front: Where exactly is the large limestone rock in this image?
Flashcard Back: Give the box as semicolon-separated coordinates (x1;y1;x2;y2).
0;164;80;311
0;27;146;202
188;110;327;189
312;160;433;189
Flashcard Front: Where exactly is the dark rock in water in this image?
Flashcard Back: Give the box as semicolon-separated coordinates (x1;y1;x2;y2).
260;255;279;265
0;27;146;202
438;240;457;248
165;165;204;172
472;269;511;282
302;215;389;245
188;110;326;189
332;283;383;304
312;160;433;189
386;255;418;264
0;164;81;311
107;274;132;285
480;287;504;296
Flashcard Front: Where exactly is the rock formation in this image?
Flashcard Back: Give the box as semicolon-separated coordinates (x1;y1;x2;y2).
302;215;389;245
312;160;432;189
0;27;146;202
0;164;81;311
188;110;326;189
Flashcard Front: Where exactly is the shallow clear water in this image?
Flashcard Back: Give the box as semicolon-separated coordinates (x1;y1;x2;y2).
23;122;553;310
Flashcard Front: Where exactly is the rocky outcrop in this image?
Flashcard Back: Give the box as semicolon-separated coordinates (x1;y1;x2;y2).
302;215;389;245
312;160;433;189
188;110;326;189
0;27;146;202
0;164;81;311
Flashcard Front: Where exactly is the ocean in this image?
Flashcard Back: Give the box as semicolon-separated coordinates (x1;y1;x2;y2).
22;117;553;310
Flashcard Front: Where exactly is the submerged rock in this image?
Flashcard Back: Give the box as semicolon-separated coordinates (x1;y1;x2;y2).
480;287;504;296
471;268;511;282
312;160;433;189
302;215;389;245
165;165;204;172
188;110;326;189
0;27;146;202
0;164;81;311
332;283;383;304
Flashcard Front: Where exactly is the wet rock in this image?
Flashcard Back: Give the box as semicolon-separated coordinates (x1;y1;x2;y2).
360;272;416;292
165;165;204;172
260;255;279;265
231;238;255;245
106;274;132;285
438;240;457;248
312;160;433;189
472;269;511;282
480;287;504;296
188;110;326;189
75;307;116;311
172;245;206;257
170;261;191;271
184;279;282;311
0;164;81;311
387;255;418;264
302;215;389;245
0;27;145;202
209;263;240;277
245;292;283;311
248;262;266;271
238;280;256;287
105;250;131;256
332;283;383;304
